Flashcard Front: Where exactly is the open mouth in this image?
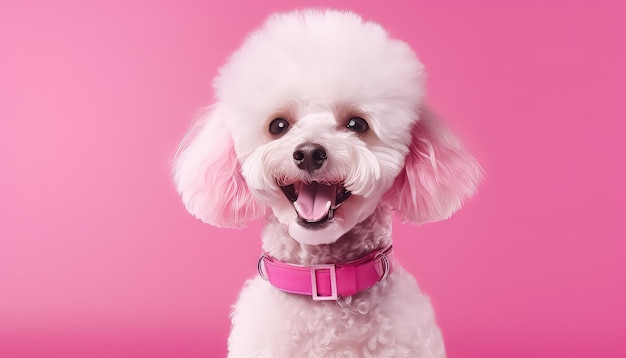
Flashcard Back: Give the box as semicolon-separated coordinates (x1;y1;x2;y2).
280;182;352;225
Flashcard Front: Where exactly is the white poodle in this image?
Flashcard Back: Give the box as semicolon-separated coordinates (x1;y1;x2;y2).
173;9;482;358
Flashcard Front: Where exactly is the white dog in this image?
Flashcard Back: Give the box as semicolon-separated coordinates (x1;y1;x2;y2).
173;9;482;358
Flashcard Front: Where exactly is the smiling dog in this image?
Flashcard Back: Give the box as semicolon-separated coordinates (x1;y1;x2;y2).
173;9;482;357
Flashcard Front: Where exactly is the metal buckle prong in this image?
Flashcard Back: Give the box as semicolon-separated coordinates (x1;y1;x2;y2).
310;264;338;301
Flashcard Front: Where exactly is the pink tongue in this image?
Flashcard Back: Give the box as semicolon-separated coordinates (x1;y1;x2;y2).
294;182;336;222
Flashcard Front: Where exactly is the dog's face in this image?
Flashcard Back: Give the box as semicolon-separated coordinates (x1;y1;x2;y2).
173;9;482;245
238;103;412;245
220;11;424;244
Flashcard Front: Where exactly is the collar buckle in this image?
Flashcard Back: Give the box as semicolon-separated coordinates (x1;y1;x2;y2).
310;264;338;300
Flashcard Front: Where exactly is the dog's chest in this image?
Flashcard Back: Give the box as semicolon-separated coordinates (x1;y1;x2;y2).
227;267;446;358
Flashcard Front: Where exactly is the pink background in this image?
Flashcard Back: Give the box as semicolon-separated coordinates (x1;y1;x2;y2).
1;0;624;357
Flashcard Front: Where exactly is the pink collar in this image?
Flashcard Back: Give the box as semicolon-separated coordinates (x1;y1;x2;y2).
257;246;395;300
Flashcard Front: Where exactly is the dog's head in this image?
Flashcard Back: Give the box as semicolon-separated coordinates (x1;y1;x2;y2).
173;9;482;245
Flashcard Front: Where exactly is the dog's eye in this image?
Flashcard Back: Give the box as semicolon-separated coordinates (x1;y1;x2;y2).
269;118;290;135
346;117;369;133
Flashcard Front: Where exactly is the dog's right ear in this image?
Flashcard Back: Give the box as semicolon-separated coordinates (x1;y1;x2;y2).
172;106;266;228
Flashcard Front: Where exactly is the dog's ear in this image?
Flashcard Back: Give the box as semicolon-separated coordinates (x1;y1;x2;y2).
172;106;266;228
384;106;483;224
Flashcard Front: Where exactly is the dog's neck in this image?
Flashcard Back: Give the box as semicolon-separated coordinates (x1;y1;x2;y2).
262;206;393;266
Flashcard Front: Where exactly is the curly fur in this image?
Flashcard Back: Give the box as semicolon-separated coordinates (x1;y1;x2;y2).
173;8;482;358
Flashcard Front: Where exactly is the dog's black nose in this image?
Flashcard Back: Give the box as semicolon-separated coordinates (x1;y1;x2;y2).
293;143;327;173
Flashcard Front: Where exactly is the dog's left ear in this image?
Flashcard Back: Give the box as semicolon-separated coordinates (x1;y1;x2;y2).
384;106;483;224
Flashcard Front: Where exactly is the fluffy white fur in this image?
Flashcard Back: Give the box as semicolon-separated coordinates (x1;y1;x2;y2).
173;9;482;357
